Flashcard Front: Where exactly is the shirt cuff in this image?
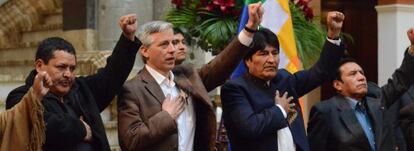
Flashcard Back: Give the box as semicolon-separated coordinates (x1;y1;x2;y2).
238;31;253;47
326;37;341;46
276;104;287;118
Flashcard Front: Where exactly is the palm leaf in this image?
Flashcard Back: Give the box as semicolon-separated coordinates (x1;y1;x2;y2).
290;2;325;69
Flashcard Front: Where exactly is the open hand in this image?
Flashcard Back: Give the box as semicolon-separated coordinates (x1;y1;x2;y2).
162;95;185;119
274;90;294;114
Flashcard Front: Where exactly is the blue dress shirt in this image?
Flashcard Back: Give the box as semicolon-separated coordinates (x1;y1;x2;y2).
347;97;376;151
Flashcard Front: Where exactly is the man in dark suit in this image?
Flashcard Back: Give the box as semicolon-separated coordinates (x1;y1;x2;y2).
116;2;263;151
399;86;414;151
307;28;414;151
220;11;346;151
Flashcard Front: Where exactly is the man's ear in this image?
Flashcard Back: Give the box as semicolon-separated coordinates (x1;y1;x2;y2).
140;46;149;59
35;59;46;73
245;60;252;72
333;79;342;92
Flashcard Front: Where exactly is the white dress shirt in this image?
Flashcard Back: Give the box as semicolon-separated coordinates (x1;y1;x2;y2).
146;65;195;151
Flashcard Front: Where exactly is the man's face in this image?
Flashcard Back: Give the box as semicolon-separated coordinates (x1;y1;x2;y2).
141;28;176;74
333;62;368;99
36;50;76;97
245;45;279;81
173;33;187;64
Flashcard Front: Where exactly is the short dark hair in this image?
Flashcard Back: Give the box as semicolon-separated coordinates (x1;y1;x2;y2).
173;27;190;45
244;28;280;61
35;37;76;64
173;27;185;35
333;57;359;81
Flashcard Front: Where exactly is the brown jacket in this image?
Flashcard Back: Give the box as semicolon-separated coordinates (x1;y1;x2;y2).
117;38;249;151
0;88;44;151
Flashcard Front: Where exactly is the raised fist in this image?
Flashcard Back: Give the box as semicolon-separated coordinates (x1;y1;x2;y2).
408;27;414;46
327;11;345;39
408;27;414;54
246;2;264;31
119;14;138;41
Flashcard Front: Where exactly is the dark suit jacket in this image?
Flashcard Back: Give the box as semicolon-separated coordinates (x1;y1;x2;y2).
117;38;249;151
399;86;414;151
383;85;414;151
220;40;345;151
307;50;414;151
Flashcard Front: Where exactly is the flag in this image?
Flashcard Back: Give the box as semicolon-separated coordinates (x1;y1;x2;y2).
231;0;301;79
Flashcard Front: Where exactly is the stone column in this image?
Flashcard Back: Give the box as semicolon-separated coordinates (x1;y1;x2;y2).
63;0;98;52
97;0;154;51
97;0;158;73
376;0;414;85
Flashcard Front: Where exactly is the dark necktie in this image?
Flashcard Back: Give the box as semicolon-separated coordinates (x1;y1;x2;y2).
356;102;366;113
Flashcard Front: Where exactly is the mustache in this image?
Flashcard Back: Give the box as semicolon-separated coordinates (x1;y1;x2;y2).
54;78;74;85
263;65;277;69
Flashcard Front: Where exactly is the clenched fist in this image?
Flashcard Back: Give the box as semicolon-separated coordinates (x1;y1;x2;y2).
327;11;345;39
246;2;264;30
408;27;414;55
32;71;53;100
119;14;138;41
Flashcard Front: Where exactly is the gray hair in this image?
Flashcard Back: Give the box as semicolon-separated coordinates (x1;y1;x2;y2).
137;20;173;46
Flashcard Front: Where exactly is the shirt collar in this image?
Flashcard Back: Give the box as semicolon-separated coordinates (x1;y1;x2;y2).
145;64;175;87
247;74;271;88
346;97;359;109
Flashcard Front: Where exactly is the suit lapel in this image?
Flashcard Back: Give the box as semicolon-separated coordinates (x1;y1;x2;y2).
366;97;383;149
336;96;370;146
140;67;165;104
174;69;214;108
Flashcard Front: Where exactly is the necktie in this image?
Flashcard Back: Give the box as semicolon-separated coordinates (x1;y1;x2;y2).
356;102;366;113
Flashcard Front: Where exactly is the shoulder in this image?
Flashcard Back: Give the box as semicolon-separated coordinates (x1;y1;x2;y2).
312;97;340;113
273;69;294;82
6;84;31;109
221;76;249;95
123;74;143;91
276;69;292;77
223;76;247;87
367;81;381;98
173;63;196;77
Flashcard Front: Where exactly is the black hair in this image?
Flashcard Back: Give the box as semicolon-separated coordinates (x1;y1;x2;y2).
243;28;280;61
173;27;190;45
35;37;76;64
333;57;359;81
